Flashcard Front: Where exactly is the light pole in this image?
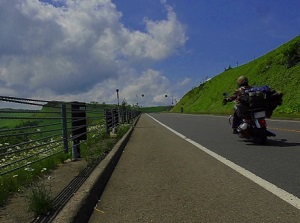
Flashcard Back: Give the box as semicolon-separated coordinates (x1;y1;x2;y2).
164;95;168;107
140;94;144;107
115;89;120;132
116;89;119;107
136;94;145;107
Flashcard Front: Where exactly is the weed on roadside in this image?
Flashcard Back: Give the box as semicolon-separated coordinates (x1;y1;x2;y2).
27;174;54;216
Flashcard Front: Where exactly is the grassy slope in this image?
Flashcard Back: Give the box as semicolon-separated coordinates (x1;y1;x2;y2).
171;35;300;118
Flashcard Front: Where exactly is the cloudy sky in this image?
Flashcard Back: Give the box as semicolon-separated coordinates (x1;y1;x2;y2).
0;0;299;107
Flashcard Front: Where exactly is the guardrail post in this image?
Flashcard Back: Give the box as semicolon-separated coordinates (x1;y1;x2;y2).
61;103;69;153
105;109;109;134
72;139;80;160
112;109;116;133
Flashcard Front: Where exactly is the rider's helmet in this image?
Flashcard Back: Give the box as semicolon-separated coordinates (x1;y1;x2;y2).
237;76;248;87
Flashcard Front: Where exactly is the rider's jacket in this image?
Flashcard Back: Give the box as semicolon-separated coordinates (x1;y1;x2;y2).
227;85;252;106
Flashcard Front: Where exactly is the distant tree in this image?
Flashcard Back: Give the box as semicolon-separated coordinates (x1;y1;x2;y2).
224;64;233;71
121;99;128;110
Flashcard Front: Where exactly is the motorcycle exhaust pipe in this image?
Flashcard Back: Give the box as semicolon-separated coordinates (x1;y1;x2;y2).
229;115;233;125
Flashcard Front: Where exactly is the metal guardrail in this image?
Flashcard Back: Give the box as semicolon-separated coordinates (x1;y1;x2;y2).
0;96;140;177
104;108;140;133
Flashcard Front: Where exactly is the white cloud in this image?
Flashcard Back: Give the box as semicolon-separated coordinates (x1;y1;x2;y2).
0;0;187;106
52;69;175;106
121;4;187;61
176;77;191;87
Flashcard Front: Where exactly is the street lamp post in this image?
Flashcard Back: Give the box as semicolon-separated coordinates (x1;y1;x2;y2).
116;89;119;107
136;94;145;107
115;89;120;133
140;94;144;107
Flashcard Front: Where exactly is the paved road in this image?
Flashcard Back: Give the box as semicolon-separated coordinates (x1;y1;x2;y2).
89;114;300;223
149;113;300;199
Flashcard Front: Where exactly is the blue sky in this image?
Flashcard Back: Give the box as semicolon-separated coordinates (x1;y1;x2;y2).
114;0;300;82
0;0;299;107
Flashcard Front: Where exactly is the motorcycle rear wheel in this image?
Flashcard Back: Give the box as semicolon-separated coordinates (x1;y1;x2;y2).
253;128;267;145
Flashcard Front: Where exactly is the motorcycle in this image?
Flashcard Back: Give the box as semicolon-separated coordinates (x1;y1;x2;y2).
223;92;277;145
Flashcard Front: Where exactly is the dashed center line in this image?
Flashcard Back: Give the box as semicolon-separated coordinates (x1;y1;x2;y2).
269;127;300;133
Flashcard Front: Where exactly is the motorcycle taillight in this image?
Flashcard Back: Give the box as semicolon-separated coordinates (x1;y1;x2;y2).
259;119;266;127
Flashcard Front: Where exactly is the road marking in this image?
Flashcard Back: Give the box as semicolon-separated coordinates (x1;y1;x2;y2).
147;114;300;210
269;127;300;134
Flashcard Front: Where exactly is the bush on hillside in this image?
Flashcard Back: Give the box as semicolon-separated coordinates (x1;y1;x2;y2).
283;41;300;68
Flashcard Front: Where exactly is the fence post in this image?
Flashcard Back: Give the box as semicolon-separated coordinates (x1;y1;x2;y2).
116;108;119;126
105;109;109;134
61;103;69;153
112;108;117;134
71;102;86;159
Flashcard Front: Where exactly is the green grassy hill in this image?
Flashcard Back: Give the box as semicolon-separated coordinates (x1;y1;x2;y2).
171;35;300;118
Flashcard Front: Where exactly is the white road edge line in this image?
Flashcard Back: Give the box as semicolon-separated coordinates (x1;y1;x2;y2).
147;114;300;210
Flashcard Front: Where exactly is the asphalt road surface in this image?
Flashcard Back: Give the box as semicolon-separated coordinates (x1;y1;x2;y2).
89;113;300;223
149;113;300;200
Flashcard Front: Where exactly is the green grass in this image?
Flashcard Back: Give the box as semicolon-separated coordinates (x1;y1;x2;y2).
0;111;33;129
0;151;68;206
171;35;300;118
28;180;54;216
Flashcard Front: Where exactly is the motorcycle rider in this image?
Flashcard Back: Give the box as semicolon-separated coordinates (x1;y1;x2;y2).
223;76;252;134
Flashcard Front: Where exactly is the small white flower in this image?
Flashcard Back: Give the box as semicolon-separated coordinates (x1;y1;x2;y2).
41;168;47;172
37;128;41;132
25;167;34;172
4;143;9;146
48;176;52;180
13;175;18;178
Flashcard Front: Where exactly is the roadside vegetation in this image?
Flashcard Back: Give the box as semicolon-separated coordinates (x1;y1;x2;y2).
171;35;300;119
0;102;131;215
